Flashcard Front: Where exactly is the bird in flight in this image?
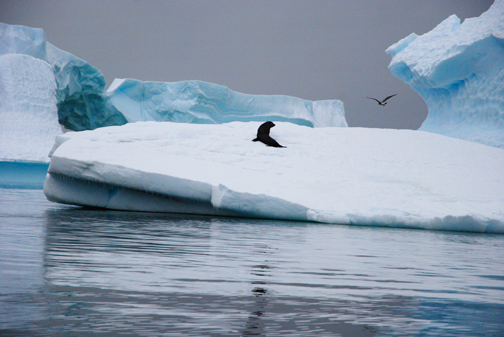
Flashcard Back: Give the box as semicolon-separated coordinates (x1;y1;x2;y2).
366;94;397;106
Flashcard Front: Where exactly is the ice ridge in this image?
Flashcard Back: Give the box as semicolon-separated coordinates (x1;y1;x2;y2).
386;0;504;148
106;78;347;128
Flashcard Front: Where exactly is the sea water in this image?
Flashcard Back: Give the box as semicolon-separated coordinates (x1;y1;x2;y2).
1;189;503;336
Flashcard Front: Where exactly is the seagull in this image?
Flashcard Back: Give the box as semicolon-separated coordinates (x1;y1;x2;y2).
366;94;397;106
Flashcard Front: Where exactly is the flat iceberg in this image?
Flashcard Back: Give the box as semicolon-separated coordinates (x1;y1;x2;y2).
386;0;504;148
44;122;504;233
106;78;347;127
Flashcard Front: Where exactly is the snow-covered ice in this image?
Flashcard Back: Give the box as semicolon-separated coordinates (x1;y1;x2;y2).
0;54;62;162
387;0;504;148
44;121;504;233
106;78;347;128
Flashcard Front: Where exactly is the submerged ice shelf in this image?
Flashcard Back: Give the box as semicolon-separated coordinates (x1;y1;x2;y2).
0;161;49;189
44;121;504;233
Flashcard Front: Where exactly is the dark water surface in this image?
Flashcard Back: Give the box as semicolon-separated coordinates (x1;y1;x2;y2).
1;189;503;336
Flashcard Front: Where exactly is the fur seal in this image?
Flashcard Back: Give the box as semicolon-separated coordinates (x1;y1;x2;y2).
252;121;286;148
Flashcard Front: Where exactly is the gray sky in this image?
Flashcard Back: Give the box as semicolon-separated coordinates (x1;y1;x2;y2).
0;0;493;129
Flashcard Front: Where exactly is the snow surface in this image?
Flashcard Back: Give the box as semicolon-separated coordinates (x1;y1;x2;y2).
44;121;504;233
387;0;504;148
106;78;347;128
0;54;62;162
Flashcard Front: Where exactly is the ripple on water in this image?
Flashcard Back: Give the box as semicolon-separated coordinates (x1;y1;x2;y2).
1;189;503;336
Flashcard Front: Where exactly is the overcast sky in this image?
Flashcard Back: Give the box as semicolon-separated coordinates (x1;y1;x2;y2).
0;0;493;129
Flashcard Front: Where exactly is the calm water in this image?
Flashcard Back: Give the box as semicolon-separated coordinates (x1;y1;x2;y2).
1;189;503;336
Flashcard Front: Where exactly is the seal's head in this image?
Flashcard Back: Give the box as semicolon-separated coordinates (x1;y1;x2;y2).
256;121;275;137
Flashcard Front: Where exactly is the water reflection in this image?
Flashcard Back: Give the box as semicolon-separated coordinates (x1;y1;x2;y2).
243;258;272;335
243;286;267;336
44;207;213;257
1;190;504;336
40;207;385;336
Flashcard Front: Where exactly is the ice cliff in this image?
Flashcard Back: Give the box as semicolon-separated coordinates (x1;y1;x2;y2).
46;43;127;131
106;78;347;127
44;121;504;233
0;53;61;162
0;22;126;132
387;0;504;148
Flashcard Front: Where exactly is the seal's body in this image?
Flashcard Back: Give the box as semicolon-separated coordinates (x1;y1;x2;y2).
253;121;286;148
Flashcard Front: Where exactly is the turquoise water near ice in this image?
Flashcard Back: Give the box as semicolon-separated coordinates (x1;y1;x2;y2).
1;189;503;336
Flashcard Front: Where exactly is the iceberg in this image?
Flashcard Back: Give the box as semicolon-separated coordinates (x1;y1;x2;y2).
106;78;347;128
1;22;346;190
0;22;127;132
0;22;126;189
0;22;46;60
44;121;504;233
1;22;347;132
0;53;62;162
0;53;58;188
45;43;127;131
386;0;504;148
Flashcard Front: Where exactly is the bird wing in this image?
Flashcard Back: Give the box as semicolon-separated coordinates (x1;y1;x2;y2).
382;94;397;102
366;97;381;103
